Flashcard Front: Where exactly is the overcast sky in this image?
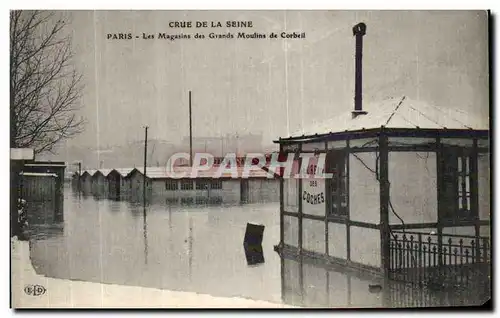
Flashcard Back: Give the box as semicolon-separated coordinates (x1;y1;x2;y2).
59;10;488;150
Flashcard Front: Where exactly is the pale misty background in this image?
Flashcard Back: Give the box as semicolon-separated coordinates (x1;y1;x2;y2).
38;10;489;171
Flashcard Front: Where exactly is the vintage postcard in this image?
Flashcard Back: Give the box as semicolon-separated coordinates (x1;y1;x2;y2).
9;9;491;309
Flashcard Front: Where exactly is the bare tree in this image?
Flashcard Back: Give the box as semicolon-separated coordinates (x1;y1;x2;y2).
10;10;85;155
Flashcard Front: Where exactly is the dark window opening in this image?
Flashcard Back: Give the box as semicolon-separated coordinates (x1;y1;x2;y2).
440;147;477;222
180;179;193;190
165;179;178;191
196;180;210;190
326;150;348;218
210;179;223;190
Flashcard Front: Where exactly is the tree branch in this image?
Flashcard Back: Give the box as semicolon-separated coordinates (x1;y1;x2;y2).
10;10;85;154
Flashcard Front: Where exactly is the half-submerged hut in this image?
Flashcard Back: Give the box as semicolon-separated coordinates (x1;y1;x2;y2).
107;168;134;200
80;170;94;195
124;166;278;205
91;169;112;198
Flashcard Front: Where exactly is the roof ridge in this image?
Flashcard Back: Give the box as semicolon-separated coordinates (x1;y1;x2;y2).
417;101;474;129
384;96;407;126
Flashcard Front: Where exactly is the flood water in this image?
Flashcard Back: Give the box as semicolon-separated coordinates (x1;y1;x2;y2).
26;185;489;308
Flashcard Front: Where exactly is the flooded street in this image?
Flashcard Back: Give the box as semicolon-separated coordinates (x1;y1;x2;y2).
28;186;283;303
26;186;487;308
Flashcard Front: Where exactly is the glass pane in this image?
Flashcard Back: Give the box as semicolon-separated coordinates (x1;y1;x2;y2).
458;157;462;172
284;178;298;212
332;177;339;192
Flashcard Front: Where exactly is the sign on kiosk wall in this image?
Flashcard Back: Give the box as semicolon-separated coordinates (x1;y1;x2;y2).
301;154;326;217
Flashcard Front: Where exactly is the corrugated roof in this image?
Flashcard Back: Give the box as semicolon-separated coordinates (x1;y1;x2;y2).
78;164;278;180
130;166;276;179
81;169;96;176
24;162;66;167
92;169;113;177
19;172;57;177
108;168;135;177
287;96;489;139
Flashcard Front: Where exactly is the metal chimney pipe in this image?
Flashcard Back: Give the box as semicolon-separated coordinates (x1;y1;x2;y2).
352;22;368;119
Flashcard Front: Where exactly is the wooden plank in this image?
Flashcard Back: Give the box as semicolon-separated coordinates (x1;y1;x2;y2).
298;143;303;254
346;138;351;261
379;131;390;275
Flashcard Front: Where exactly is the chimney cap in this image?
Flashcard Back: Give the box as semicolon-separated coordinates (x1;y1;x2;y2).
351;110;368;119
353;22;367;36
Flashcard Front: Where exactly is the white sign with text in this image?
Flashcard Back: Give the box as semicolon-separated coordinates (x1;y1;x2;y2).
301;155;326;217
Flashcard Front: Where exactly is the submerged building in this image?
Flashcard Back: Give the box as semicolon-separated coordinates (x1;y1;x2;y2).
74;165;280;205
275;96;490;282
123;166;279;204
274;22;490;293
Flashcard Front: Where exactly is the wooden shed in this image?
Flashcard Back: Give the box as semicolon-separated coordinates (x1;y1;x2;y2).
106;168;134;200
19;172;57;202
91;169;111;198
79;170;95;195
22;161;66;222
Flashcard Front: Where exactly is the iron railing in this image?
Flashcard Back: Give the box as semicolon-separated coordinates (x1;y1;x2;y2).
389;230;491;291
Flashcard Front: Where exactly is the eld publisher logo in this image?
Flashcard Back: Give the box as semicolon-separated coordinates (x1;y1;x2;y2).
24;284;46;296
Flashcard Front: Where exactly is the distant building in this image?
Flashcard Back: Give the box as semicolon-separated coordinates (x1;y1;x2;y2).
91;169;112;198
106;168;134;200
123;166;278;205
79;170;94;195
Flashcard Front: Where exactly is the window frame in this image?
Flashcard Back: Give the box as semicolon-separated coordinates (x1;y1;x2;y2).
283;157;300;213
210;179;223;190
180;179;194;190
325;149;349;219
165;179;178;191
439;146;478;222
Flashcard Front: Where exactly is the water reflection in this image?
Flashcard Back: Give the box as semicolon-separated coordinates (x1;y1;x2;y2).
280;255;490;307
142;205;148;265
27;186;489;307
23;200;65;241
29;186;283;303
244;244;265;266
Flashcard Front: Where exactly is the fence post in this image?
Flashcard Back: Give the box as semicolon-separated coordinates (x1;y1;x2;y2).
379;132;390;277
482;238;489;263
435;137;443;268
471;139;481;263
437;228;443;267
418;233;422;283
